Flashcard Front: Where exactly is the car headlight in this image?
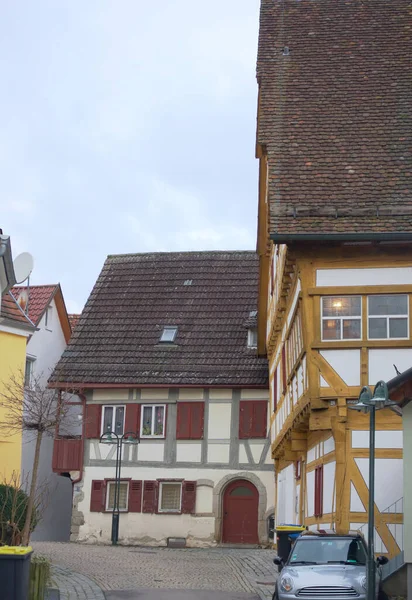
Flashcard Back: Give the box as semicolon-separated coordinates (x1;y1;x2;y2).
360;576;367;591
280;575;294;593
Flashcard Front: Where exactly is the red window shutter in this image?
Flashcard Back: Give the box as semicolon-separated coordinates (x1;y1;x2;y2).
142;480;158;513
319;465;324;517
314;466;324;517
182;481;196;514
239;401;253;439
314;467;319;517
85;404;101;439
125;404;140;437
282;346;287;392
90;480;105;512
190;403;204;439
273;369;278;412
251;401;267;438
128;480;142;512
176;403;191;439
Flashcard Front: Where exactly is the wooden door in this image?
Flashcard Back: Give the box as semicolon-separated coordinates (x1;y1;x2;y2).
222;479;259;544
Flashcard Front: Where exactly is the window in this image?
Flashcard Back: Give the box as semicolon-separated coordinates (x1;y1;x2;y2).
176;402;204;439
45;306;52;329
239;401;267;439
24;358;35;386
368;295;409;339
247;328;257;348
295;460;302;480
141;405;166;437
101;405;125;436
314;465;324;517
159;482;182;513
321;296;361;340
106;481;129;511
160;326;178;343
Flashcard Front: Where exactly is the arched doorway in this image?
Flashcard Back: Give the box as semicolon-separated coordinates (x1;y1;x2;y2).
222;479;259;544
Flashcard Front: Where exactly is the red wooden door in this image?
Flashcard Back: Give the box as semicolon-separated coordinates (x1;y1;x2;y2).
222;479;259;544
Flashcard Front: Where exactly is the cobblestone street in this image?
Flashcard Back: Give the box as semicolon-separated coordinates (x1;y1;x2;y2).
34;543;276;600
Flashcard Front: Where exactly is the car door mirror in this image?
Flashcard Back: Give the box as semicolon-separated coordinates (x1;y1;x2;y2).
377;556;389;566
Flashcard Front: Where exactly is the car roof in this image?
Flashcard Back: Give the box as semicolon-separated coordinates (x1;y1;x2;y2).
300;529;364;539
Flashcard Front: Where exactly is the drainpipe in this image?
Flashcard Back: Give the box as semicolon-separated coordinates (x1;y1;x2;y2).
71;394;86;485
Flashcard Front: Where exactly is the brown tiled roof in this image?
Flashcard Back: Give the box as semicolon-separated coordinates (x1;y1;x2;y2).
0;292;35;330
51;251;268;386
68;314;81;331
257;0;412;238
11;285;57;325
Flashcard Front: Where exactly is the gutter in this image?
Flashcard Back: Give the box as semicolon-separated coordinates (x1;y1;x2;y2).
270;232;412;244
0;235;17;293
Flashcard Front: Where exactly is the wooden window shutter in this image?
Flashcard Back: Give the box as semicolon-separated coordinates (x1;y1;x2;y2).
90;480;105;512
142;480;158;513
128;480;142;512
314;468;319;517
314;466;324;517
176;403;191;439
251;401;267;438
273;369;278;412
239;401;253;439
190;403;204;439
270;257;274;296
281;346;287;392
85;404;101;439
182;481;196;514
125;404;140;436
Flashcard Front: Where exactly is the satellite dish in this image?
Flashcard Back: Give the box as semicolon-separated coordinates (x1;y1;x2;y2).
13;252;34;284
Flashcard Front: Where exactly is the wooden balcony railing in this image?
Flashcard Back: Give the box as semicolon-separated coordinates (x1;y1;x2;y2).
52;437;82;473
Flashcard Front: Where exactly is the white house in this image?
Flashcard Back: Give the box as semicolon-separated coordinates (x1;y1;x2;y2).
11;284;74;541
50;251;274;547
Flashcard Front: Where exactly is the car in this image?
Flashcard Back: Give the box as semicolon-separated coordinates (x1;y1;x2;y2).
272;530;389;600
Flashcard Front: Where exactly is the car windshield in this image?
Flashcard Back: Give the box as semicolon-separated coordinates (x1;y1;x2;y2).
289;538;367;565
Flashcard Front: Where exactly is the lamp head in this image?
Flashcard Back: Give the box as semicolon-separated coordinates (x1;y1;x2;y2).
123;432;139;445
348;386;373;413
100;431;117;444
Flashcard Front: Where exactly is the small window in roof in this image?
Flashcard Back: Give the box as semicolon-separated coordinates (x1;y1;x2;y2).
248;328;258;348
160;326;178;343
183;279;193;286
249;310;258;318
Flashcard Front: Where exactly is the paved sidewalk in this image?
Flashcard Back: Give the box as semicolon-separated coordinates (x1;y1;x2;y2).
36;543;277;600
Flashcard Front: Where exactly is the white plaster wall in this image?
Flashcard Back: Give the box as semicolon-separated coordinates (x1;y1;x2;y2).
276;464;295;525
323;461;336;515
316;267;412;287
350;483;366;512
241;389;269;399
141;389;169;400
209;389;232;400
93;389;129;401
369;349;412;385
23;297;73;542
320;350;360;386
239;444;248;464
250;443;265;464
306;470;315;518
137;443;165;462
324;436;335;455
176;443;202;463
207;443;230;463
76;466;275;546
208;404;231;439
178;389;204;400
352;430;403;449
355;458;403;511
404;403;412;563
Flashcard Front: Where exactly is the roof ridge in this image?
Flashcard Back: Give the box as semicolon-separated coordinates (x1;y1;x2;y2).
106;250;257;259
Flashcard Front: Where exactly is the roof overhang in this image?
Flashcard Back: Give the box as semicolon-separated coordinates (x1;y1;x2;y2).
0;235;17;296
271;232;412;244
386;366;412;414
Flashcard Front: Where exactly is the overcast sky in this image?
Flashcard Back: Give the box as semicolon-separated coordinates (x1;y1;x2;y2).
1;1;260;313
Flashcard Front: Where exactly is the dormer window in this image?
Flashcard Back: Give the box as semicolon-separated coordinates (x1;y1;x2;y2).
160;326;178;343
247;328;258;348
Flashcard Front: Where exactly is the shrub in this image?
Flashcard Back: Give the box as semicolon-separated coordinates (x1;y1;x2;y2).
0;483;39;545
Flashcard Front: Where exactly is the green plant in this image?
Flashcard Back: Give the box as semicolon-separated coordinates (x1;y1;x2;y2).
0;479;39;545
29;555;51;600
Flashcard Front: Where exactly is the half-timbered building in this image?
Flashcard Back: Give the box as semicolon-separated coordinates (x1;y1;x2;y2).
255;0;412;559
50;251;273;546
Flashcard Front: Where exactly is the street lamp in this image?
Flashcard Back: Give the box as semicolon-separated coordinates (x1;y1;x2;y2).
100;430;139;545
348;381;396;600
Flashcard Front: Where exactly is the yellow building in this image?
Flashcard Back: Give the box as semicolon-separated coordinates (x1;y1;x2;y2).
255;0;411;559
0;233;35;479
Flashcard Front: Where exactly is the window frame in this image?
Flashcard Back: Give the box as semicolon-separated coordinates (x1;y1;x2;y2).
100;405;126;437
321;296;362;341
160;326;178;343
25;357;36;386
105;480;129;512
140;404;166;438
367;294;409;341
158;481;182;514
247;328;258;348
45;306;53;330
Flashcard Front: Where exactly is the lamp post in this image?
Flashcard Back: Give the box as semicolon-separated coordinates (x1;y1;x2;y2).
100;430;139;545
348;381;396;600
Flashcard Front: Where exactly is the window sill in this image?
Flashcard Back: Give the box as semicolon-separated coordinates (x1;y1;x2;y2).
140;435;165;440
158;510;182;515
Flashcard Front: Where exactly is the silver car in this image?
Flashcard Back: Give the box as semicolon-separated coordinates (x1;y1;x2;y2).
272;531;389;600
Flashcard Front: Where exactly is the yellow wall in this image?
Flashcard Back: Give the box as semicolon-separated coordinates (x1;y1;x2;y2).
0;330;26;480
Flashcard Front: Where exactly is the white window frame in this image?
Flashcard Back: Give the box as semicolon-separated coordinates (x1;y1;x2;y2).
321;296;362;341
45;306;53;330
100;405;126;436
367;294;409;340
158;481;182;513
25;357;36;386
247;328;258;348
105;480;129;512
140;404;166;438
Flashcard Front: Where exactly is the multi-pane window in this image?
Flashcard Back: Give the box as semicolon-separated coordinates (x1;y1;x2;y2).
141;405;166;437
45;306;52;329
368;295;409;339
101;406;125;436
321;296;361;340
25;358;35;386
247;328;258;348
106;481;129;511
159;482;182;512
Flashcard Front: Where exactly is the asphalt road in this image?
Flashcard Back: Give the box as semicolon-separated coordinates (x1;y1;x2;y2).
105;590;260;600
